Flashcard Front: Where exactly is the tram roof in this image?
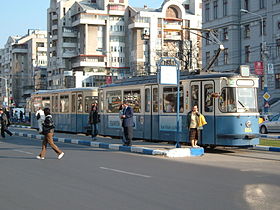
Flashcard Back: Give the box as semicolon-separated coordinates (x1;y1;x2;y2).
31;87;98;96
100;72;245;88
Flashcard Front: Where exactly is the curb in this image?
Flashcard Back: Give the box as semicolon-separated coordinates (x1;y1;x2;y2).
253;145;280;152
260;134;280;139
12;131;204;157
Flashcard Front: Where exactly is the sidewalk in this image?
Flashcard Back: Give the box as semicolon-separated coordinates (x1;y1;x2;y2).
10;125;204;157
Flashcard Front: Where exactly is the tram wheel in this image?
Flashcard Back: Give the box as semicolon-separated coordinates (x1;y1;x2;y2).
260;126;267;134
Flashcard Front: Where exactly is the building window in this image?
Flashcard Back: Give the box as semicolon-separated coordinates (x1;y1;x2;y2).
244;24;250;38
223;28;228;40
276;39;280;56
259;0;265;9
205;32;210;45
91;0;96;3
259;76;264;90
213;1;218;19
223;48;228;64
260;19;266;35
184;4;190;10
244;0;249;10
223;0;228;16
205;3;210;21
275;73;280;89
214;50;219;66
245;46;250;63
119;0;124;3
260;43;263;60
206;51;211;64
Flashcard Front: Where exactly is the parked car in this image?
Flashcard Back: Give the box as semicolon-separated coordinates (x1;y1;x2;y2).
259;114;280;134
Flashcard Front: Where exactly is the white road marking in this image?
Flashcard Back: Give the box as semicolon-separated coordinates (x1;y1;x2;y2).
13;149;33;155
99;167;151;178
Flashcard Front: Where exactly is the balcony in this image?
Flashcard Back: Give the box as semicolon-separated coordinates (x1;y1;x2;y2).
72;13;106;27
164;24;182;31
62;27;77;37
62;42;77;48
128;17;150;29
108;4;125;16
12;45;28;54
52;25;58;30
52;14;58;20
72;55;106;68
164;35;182;40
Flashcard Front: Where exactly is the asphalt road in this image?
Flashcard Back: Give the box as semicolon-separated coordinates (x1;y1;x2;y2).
0;136;280;210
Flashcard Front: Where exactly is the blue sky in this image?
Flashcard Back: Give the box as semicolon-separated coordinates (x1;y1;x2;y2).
0;0;162;47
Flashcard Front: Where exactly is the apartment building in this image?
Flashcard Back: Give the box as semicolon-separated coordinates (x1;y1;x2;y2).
0;30;47;107
127;0;202;75
47;0;129;89
202;0;280;113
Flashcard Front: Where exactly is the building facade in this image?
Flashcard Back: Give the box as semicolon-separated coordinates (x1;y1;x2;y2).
127;0;202;75
47;0;130;89
47;0;202;89
0;30;47;107
202;0;280;113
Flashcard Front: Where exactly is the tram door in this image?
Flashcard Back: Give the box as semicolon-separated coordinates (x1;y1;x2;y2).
201;81;215;145
71;93;78;132
144;85;159;140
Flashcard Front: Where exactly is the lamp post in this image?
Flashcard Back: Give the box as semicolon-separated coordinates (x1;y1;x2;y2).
0;77;9;108
240;9;268;113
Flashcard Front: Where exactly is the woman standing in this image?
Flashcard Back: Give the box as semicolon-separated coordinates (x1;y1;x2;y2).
36;108;64;160
88;103;99;140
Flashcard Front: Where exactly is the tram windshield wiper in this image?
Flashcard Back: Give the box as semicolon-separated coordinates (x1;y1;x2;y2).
238;100;248;112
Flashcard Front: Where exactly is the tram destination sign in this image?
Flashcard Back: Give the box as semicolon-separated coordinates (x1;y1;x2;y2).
159;65;178;85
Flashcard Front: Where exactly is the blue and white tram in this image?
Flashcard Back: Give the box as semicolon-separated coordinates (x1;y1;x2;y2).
99;72;260;146
30;87;98;133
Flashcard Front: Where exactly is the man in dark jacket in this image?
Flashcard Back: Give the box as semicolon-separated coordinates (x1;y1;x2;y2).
121;101;134;146
0;108;13;138
88;103;99;140
36;108;64;160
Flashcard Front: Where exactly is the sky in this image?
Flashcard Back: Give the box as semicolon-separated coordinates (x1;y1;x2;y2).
0;0;162;47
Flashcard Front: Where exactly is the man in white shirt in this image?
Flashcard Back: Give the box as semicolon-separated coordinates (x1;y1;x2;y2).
35;107;45;133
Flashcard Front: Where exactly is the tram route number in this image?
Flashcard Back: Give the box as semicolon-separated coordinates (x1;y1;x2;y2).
245;128;252;133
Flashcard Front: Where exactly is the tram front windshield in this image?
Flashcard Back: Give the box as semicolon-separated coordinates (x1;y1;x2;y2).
219;87;257;113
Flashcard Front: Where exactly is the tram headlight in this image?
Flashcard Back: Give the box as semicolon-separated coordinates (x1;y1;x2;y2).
245;121;252;128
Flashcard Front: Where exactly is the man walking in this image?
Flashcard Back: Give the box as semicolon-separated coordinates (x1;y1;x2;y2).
0;108;13;138
121;101;134;146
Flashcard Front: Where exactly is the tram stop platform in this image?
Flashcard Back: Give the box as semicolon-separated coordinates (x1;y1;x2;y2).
10;125;204;157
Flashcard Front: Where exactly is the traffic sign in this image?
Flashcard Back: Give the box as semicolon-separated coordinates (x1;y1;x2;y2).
264;102;270;108
263;92;270;101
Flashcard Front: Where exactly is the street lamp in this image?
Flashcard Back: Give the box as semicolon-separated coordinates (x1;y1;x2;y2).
240;9;268;113
0;77;9;107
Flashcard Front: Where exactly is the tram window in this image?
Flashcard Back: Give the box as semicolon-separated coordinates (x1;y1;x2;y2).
153;88;158;112
124;89;141;113
52;95;59;113
77;94;83;113
85;96;98;113
60;95;69;113
191;85;199;108
107;90;121;113
145;89;151;112
204;84;214;112
219;88;237;113
236;88;257;112
163;86;183;113
99;90;104;113
71;95;76;112
42;97;50;109
33;97;42;112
